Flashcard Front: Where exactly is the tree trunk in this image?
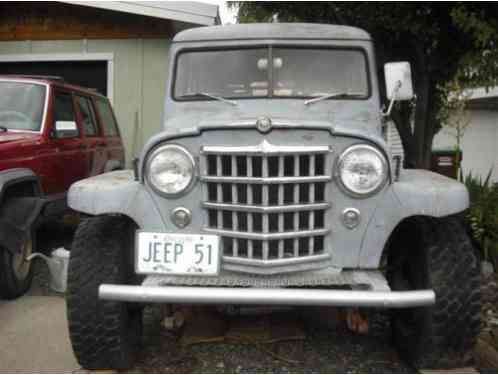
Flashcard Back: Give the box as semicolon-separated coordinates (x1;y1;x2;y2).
391;102;416;168
393;44;437;170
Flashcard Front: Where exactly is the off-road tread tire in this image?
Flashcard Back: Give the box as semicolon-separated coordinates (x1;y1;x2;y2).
67;216;142;370
0;245;34;299
388;216;480;369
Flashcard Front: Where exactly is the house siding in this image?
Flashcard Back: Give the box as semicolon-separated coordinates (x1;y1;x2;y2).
433;109;498;182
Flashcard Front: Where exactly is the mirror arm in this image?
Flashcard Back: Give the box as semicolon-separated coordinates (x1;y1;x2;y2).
381;80;402;117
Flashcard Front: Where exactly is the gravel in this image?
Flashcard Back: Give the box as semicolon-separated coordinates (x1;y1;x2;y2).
129;306;413;373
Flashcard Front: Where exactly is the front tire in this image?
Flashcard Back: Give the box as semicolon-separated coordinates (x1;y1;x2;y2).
387;216;480;369
0;236;34;299
67;215;142;370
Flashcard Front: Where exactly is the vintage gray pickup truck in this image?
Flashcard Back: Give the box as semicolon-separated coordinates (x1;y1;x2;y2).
65;23;480;370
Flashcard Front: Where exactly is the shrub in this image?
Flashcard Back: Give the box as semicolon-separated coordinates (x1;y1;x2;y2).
461;169;498;265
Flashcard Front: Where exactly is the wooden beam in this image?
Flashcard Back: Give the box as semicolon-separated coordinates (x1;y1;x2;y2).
0;2;174;41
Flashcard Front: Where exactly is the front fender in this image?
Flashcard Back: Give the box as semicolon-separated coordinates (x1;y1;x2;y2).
68;170;164;230
359;169;469;268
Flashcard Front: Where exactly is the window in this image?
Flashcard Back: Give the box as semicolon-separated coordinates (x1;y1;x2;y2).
76;96;98;137
272;48;368;98
174;47;369;100
0;82;46;131
175;48;268;99
95;99;119;137
54;93;75;122
54;92;78;138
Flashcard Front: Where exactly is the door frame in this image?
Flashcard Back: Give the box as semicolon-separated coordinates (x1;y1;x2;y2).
0;52;114;104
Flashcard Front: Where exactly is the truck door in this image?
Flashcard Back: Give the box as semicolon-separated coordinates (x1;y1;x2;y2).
94;98;125;170
39;90;87;194
74;95;107;176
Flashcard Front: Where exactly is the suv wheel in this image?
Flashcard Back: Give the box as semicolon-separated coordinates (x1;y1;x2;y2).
387;216;480;369
0;236;34;299
67;216;142;370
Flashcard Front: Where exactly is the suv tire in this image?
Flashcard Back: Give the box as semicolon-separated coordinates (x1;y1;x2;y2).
67;216;142;370
387;216;480;369
0;236;34;299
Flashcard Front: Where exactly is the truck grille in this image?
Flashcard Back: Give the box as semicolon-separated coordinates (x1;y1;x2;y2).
200;140;332;274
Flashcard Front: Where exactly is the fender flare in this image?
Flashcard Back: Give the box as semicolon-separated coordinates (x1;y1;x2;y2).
0;169;44;254
0;168;42;202
359;170;469;268
68;170;164;230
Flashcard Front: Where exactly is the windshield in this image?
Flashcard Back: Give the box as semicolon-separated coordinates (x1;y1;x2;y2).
0;81;46;131
174;47;369;100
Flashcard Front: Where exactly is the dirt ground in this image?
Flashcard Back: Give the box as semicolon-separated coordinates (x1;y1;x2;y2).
21;219;496;373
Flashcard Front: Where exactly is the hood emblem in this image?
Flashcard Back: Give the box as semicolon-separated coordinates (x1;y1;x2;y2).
256;117;272;133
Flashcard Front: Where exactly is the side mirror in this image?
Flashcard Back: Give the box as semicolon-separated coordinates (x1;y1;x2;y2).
384;62;414;100
54;120;78;138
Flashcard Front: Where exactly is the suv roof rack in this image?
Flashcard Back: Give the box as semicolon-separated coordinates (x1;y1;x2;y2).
4;75;65;82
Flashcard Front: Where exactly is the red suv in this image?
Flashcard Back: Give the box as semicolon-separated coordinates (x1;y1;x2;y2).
0;75;125;298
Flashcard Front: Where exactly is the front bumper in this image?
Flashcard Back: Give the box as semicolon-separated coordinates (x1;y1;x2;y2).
99;284;435;308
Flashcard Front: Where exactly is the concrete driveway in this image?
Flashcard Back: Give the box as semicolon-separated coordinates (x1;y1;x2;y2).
0;294;79;373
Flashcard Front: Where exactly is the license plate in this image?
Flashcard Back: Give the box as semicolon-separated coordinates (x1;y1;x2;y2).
135;232;220;276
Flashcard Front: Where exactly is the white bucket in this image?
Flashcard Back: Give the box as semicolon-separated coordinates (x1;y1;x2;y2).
49;248;70;293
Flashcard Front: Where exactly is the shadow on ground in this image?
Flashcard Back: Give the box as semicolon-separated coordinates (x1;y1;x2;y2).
131;305;414;373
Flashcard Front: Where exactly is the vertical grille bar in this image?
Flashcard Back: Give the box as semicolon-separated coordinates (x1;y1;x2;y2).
216;155;223;230
293;155;300;257
262;156;269;260
247;156;253;259
309;155;315;255
278;155;284;259
231;156;238;256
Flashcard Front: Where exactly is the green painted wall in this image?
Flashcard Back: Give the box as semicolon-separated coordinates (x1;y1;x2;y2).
0;38;171;166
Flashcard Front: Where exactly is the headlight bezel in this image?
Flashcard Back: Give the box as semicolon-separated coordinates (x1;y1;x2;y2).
145;143;196;198
336;144;389;198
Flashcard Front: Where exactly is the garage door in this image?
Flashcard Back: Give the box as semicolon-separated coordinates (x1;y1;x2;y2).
0;60;107;95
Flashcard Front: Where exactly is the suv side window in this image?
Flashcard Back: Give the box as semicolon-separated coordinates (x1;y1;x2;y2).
76;95;99;137
54;92;78;138
95;99;119;137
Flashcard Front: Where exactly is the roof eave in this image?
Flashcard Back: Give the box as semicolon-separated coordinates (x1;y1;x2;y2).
60;1;219;26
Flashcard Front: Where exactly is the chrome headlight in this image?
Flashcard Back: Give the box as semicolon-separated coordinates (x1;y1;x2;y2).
337;144;388;196
146;144;195;196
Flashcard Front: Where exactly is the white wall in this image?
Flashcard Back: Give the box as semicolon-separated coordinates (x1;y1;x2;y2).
433;109;498;182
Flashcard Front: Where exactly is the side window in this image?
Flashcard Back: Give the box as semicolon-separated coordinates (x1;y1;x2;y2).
76;95;99;137
95;100;119;137
54;92;78;138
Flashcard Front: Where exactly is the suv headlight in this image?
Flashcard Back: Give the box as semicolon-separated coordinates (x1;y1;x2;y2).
337;144;388;196
146;144;195;196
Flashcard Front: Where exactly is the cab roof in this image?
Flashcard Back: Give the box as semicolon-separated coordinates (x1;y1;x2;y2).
0;75;108;100
174;23;371;43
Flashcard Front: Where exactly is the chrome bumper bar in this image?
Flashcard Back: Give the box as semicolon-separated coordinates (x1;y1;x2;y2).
99;284;435;308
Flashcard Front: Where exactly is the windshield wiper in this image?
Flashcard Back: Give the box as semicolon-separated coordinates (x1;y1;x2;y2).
304;92;364;106
180;92;238;106
0;126;7;132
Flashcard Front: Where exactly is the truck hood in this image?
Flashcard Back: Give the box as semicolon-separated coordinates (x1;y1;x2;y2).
156;114;386;148
0;132;39;146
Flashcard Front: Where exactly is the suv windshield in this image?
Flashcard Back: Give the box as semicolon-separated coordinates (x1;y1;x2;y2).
0;81;46;131
175;47;369;100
